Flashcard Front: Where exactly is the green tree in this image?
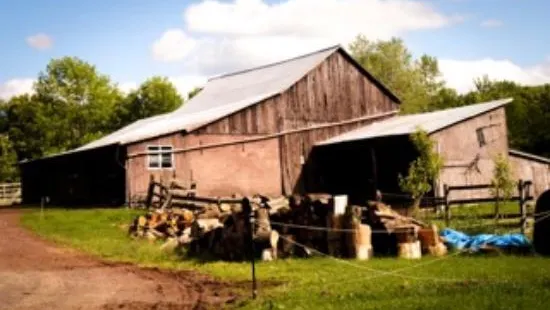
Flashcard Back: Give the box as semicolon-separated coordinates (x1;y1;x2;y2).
113;76;183;129
0;134;18;182
349;35;444;113
35;56;122;151
187;86;202;100
490;154;515;219
3;94;49;161
399;128;444;212
457;79;550;157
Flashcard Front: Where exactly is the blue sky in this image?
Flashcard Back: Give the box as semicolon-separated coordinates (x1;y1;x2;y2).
1;0;549;98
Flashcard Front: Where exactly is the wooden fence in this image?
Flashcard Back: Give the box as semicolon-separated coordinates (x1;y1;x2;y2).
0;182;21;206
381;180;534;234
441;180;533;233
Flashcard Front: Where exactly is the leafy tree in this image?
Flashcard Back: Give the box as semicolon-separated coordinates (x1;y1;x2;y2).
490;154;515;219
113;76;183;129
35;56;122;151
3;94;49;161
0;134;18;182
187;87;203;100
399;128;444;212
349;35;444;113
457;79;550;157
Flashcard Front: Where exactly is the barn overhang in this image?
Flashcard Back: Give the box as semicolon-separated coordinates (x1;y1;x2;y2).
19;144;127;206
316;98;512;147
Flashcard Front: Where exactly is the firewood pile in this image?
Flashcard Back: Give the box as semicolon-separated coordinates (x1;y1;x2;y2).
128;177;447;261
364;201;447;258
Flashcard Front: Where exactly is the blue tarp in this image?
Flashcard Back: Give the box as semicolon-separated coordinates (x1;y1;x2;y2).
441;228;531;252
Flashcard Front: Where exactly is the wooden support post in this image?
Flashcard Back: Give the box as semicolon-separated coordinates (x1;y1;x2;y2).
518;180;528;235
444;184;450;227
40;196;44;220
145;175;155;209
242;198;257;299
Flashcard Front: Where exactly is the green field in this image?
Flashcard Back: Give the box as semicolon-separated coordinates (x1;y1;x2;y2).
21;207;550;310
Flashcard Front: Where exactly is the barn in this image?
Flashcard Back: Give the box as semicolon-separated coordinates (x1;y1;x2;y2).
19;45;550;206
20;45;399;205
509;149;550;197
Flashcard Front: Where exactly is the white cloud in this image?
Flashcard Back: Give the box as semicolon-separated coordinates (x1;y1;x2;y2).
150;0;550;95
439;58;550;93
152;29;197;62
118;82;138;94
0;78;35;100
168;75;207;99
26;33;53;50
480;19;503;28
184;0;456;41
152;0;459;79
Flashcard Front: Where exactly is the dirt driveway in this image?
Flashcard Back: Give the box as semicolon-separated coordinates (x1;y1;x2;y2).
0;209;240;310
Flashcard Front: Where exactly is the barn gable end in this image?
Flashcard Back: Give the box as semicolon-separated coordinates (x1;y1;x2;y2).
126;48;400;197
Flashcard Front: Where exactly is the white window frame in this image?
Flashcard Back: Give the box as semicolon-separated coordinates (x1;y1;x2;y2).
147;145;174;170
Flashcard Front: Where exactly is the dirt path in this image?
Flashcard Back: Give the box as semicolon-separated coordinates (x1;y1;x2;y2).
0;209;240;310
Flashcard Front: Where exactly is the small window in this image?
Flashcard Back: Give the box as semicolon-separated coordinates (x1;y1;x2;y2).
476;128;486;147
148;145;173;169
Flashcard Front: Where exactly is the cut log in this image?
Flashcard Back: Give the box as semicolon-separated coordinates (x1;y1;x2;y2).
178;228;193;245
191;218;223;239
394;225;419;244
306;193;332;205
197;204;222;219
267;197;290;214
219;203;232;213
350;224;372;260
327;214;344;257
398;241;422;259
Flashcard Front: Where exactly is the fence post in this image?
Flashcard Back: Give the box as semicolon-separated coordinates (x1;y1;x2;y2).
519;180;528;235
444;184;450;226
242;197;257;299
145;175;155;209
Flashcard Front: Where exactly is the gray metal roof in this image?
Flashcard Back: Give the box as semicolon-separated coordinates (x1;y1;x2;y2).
317;98;513;146
73;45;341;153
509;149;550;164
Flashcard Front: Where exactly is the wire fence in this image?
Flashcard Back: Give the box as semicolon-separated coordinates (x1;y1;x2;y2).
251;209;550;290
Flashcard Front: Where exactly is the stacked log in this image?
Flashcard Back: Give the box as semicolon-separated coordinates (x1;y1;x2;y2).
418;224;448;257
345;205;372;260
129;176;445;261
365;201;447;259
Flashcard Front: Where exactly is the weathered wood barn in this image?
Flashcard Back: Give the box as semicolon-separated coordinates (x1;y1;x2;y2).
510;149;550;197
20;45;550;206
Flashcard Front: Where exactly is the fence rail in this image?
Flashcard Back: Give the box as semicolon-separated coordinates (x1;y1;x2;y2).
0;182;21;205
381;179;534;234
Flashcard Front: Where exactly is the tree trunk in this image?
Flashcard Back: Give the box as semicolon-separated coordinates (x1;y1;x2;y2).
412;195;423;217
494;188;500;223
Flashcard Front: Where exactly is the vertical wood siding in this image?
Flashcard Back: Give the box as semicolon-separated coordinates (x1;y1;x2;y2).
510;155;550;198
431;107;509;200
128;49;399;197
277;52;399;194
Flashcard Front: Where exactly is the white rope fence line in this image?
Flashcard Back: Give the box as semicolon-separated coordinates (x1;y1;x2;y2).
252;210;549;289
318;250;471;289
275;233;466;283
269;221;393;234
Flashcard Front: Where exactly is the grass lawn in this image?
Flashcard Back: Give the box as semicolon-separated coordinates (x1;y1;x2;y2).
21;207;550;310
